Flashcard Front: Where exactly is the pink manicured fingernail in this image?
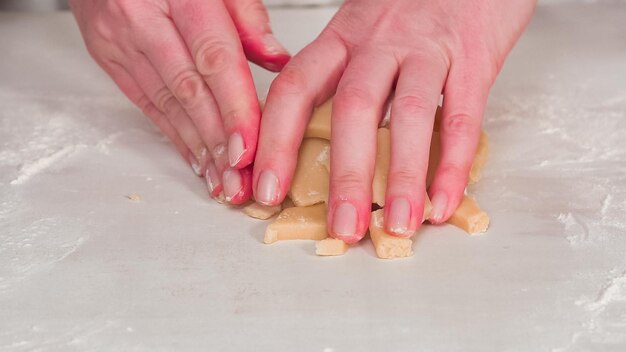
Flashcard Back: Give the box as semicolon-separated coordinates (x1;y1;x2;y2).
215;191;225;204
222;168;243;202
430;192;448;224
388;198;412;236
256;170;279;205
262;34;289;55
205;163;220;194
228;132;246;167
333;202;358;238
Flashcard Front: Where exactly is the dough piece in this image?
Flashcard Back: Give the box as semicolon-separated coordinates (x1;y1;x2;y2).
423;195;433;222
243;202;282;220
468;131;489;185
263;203;328;244
372;128;391;206
289;138;330;206
304;99;332;140
447;196;490;235
315;238;349;256
369;209;413;259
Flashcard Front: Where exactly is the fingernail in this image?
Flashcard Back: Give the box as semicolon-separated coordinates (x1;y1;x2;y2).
332;202;358;238
190;154;202;176
205;163;220;194
256;170;279;205
262;34;289;55
388;198;412;236
430;192;448;224
228;133;246;167
222;168;243;202
215;191;225;204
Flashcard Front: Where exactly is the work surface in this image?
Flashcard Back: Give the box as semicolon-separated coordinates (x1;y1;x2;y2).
1;3;626;351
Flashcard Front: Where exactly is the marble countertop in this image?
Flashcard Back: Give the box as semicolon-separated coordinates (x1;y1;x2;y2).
1;2;625;351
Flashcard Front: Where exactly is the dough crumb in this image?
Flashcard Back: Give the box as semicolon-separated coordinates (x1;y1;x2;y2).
126;193;141;202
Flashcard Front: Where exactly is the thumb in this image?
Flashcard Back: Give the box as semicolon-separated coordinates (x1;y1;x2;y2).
224;0;291;72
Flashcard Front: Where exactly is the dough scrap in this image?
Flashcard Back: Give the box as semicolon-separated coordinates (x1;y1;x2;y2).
315;238;349;256
469;131;489;185
288;138;330;206
447;196;490;235
263;203;328;244
369;209;413;259
304;99;332;140
242;202;282;220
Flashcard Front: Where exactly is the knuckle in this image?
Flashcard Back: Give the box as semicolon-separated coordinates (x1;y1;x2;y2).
270;66;308;96
195;39;235;78
388;169;422;188
442;113;479;136
393;94;432;117
437;162;470;182
171;71;206;108
335;84;376;113
332;170;369;194
154;88;177;115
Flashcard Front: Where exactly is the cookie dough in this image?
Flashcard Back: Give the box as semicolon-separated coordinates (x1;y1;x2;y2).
288;138;330;206
469;131;489;185
369;209;414;259
315;238;349;256
263;203;328;244
447;196;490;235
304;99;332;140
242;202;282;220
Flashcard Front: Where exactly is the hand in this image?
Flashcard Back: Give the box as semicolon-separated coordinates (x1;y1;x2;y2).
70;0;290;204
253;0;535;242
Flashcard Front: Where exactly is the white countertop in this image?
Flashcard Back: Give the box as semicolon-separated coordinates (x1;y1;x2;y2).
1;3;625;351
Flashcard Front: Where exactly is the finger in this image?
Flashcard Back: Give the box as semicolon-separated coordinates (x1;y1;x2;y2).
384;55;448;237
126;54;209;176
428;61;489;224
171;0;260;169
224;0;291;72
252;32;348;206
102;61;190;163
328;52;398;244
133;14;231;167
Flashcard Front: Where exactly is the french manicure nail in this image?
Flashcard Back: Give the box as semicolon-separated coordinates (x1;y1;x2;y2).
205;163;220;194
262;34;289;55
332;202;358;238
257;170;279;205
222;168;243;202
190;154;202;176
228;132;246;167
388;198;412;235
215;191;225;204
430;192;448;224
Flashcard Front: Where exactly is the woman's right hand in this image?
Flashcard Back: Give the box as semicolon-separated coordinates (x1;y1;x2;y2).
70;0;290;204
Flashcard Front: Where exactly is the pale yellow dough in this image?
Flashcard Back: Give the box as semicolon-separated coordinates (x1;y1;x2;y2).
315;238;349;256
288;138;330;207
263;203;328;244
447;196;490;235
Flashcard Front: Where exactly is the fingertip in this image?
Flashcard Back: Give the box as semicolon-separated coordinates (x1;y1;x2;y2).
328;201;369;244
